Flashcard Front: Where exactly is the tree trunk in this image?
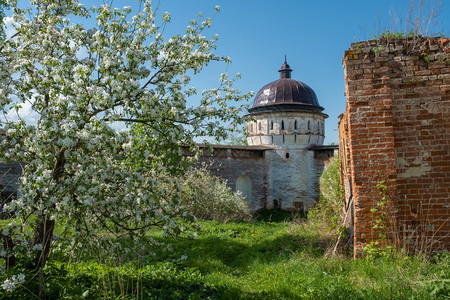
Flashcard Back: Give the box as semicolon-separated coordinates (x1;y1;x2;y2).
32;216;55;298
32;149;64;269
32;216;55;269
0;233;15;268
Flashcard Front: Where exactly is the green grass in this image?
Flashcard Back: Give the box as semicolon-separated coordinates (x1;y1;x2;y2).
1;213;449;299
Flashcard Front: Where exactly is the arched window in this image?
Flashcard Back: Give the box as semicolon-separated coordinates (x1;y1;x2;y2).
273;199;279;209
236;175;252;203
270;121;273;130
307;120;311;131
281;120;285;130
258;122;262;132
294;120;298;130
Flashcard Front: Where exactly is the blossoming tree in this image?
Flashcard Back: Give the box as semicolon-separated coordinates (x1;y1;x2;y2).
0;1;8;39
0;0;251;288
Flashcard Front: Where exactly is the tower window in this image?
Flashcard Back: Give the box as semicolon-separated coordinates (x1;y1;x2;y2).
270;121;273;130
286;153;290;158
281;120;285;130
307;120;311;131
258;122;262;132
294;120;298;130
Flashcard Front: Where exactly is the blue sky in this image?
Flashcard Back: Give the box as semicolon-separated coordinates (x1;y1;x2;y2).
6;0;450;144
117;0;449;144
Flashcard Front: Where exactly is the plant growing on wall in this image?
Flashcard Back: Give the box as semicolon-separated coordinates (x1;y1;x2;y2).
372;0;445;40
0;0;251;295
363;180;398;258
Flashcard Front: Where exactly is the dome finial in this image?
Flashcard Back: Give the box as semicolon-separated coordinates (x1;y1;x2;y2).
279;57;292;79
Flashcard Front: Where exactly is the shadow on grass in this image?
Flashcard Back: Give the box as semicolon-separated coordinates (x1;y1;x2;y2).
36;261;311;300
253;209;307;223
22;219;333;299
36;262;229;300
151;225;333;275
137;228;338;299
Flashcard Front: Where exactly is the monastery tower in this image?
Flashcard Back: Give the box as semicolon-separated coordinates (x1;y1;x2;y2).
246;60;328;210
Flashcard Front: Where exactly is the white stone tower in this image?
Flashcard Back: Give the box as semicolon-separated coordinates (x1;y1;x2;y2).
246;60;328;210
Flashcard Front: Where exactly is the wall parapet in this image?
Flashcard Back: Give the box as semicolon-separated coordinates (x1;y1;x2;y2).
344;36;449;63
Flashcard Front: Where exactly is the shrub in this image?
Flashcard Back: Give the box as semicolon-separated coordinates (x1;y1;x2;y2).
170;166;252;222
308;157;344;232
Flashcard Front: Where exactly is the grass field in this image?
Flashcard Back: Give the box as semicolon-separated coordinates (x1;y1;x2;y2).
1;212;449;299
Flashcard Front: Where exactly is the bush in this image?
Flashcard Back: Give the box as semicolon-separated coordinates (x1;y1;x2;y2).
169;167;252;222
308;157;344;232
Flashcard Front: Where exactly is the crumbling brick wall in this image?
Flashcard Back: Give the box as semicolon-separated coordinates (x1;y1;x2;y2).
338;111;353;230
340;37;450;256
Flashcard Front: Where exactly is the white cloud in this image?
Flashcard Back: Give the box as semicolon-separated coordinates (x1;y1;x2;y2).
5;100;40;125
3;16;17;39
108;121;127;132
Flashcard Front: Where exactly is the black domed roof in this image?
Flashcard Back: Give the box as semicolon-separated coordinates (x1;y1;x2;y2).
249;61;324;113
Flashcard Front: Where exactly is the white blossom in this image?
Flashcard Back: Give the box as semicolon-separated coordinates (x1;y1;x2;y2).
0;0;252;272
1;274;25;293
32;244;43;251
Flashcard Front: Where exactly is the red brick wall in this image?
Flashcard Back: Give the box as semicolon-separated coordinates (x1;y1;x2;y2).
338;111;354;229
340;37;450;256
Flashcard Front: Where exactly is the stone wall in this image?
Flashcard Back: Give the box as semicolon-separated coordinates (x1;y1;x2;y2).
0;162;23;217
340;37;450;255
268;148;314;210
1;142;336;214
0;162;22;200
198;144;337;212
198;145;271;211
